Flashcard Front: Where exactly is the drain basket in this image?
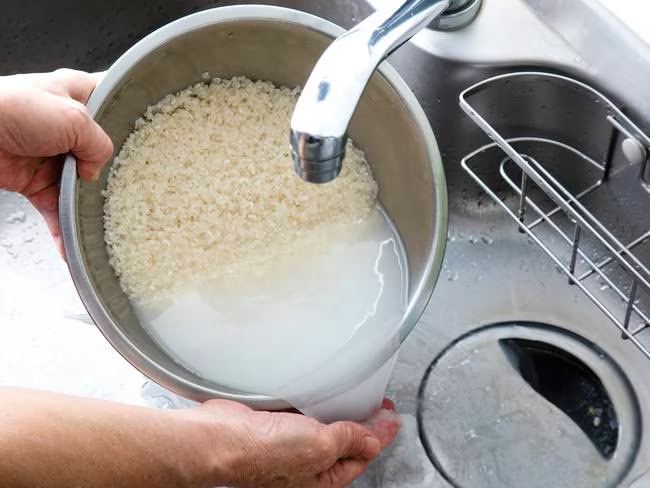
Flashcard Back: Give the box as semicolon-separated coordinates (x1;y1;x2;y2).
460;72;650;360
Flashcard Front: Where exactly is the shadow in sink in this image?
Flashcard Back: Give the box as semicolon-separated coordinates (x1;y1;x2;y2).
417;322;641;488
499;337;618;459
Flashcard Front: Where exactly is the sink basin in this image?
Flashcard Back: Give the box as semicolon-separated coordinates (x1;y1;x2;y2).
353;1;650;487
1;0;649;486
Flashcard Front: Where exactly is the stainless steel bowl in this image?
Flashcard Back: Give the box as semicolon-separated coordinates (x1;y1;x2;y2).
59;5;447;409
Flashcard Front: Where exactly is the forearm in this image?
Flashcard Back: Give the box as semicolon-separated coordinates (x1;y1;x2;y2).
0;388;228;488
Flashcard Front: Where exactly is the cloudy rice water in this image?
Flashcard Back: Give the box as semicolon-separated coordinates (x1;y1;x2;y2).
103;76;408;421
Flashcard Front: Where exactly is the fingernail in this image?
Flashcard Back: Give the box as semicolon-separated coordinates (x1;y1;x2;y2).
382;398;396;411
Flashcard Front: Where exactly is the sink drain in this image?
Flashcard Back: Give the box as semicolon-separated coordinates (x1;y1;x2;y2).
417;322;640;488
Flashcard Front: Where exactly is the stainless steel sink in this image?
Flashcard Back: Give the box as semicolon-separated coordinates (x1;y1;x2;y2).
353;1;650;487
1;0;649;486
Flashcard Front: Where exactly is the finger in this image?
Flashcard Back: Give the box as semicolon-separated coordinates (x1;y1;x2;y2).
0;154;42;193
363;408;401;450
26;181;66;260
277;406;301;414
326;421;380;461
318;459;369;488
20;157;66;259
381;398;396;411
89;71;106;87
20;156;63;198
61;99;113;181
52;68;102;104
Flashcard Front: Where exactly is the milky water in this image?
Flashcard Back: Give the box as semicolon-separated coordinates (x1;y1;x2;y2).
134;207;408;421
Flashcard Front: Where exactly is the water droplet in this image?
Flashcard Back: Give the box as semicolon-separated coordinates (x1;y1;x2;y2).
5;210;26;224
480;233;494;245
600;284;610;291
447;271;459;282
0;238;12;248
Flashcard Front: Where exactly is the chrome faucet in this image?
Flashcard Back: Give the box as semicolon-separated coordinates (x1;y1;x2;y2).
290;0;452;183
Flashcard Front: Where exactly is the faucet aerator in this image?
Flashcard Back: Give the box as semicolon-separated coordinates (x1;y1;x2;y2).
290;130;347;183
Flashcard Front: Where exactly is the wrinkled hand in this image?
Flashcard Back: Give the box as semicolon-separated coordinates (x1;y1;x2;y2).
0;69;113;253
188;398;401;488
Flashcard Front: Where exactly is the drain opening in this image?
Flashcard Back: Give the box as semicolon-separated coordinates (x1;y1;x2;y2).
417;322;640;488
499;338;618;459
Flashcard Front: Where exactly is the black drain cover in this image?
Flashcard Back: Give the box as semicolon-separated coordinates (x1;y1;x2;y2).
417;323;640;488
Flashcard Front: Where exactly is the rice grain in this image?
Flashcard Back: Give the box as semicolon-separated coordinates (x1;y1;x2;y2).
103;76;378;302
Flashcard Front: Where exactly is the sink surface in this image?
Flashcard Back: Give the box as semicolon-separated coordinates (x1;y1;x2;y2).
354;1;650;486
1;0;650;486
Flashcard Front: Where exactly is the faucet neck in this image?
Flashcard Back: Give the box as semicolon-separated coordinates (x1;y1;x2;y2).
290;0;452;183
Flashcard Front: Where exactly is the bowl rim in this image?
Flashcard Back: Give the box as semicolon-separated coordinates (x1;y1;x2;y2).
59;4;448;410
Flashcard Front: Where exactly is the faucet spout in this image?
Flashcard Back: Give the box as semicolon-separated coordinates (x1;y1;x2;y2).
290;0;451;183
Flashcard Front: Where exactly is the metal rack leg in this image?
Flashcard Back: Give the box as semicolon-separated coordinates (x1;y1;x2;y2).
602;125;618;182
518;170;529;233
622;280;639;339
568;224;582;285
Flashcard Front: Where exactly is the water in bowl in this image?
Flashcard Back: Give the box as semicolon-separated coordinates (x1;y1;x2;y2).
133;206;408;421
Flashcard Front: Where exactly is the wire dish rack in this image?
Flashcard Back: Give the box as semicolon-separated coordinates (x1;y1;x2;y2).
459;72;650;360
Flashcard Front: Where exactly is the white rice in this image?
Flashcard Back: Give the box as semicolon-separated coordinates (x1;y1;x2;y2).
103;76;378;302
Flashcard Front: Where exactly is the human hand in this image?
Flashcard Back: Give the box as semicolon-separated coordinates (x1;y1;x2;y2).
0;388;399;488
188;398;401;488
0;69;113;254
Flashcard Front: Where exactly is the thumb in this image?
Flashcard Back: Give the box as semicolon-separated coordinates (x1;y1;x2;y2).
52;68;103;104
326;421;381;461
363;407;401;450
62;98;113;181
